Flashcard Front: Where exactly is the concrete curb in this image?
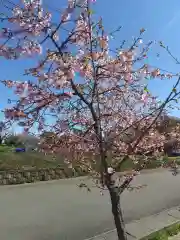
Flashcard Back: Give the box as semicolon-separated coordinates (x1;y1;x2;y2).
85;206;180;240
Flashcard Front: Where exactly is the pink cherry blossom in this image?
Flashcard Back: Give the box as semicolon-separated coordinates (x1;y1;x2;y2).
141;93;148;103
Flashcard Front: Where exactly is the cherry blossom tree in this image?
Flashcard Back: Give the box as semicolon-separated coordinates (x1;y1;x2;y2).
1;0;180;239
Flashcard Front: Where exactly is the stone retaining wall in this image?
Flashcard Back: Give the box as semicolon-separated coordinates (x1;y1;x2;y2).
0;167;85;185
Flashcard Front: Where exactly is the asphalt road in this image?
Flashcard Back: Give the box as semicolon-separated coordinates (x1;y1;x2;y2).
1;169;180;240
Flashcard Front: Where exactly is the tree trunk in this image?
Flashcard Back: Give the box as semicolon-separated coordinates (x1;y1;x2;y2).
108;187;127;240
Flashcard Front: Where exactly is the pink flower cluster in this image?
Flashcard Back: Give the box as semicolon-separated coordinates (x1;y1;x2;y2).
0;41;42;59
12;1;51;36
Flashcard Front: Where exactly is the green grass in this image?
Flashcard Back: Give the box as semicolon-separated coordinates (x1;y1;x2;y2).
0;145;13;152
0;144;179;172
140;221;180;240
118;155;180;172
0;147;66;171
118;157;164;172
168;157;180;161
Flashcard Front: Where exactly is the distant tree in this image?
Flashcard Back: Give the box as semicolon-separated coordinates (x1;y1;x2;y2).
4;134;24;147
40;131;55;139
18;134;39;151
4;133;39;150
0;121;9;144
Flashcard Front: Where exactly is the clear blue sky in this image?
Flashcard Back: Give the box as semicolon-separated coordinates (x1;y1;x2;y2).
1;0;180;133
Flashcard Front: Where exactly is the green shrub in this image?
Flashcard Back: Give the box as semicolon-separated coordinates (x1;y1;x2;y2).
165;223;180;236
141;222;180;240
143;230;167;240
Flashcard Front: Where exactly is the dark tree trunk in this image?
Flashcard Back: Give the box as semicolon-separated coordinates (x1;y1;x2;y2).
108;186;127;240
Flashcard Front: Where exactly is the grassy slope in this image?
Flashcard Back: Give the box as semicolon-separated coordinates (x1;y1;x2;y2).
0;145;66;170
0;145;179;171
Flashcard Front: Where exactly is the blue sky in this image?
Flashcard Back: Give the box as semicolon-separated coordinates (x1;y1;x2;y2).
1;0;180;133
93;0;180;108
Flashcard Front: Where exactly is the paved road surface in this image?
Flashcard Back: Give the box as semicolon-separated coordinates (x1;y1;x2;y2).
1;169;180;240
